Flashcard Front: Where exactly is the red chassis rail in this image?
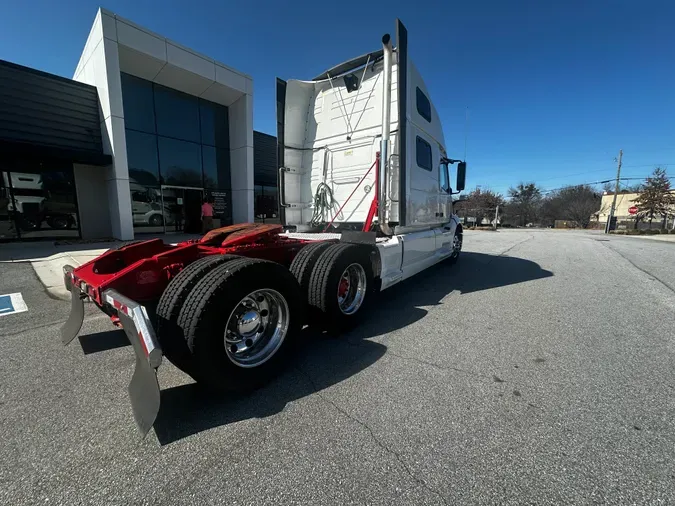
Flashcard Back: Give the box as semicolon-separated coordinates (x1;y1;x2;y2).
60;223;316;435
67;223;311;307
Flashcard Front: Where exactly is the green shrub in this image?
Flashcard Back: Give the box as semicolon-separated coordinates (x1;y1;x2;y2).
670;229;675;234
626;229;640;235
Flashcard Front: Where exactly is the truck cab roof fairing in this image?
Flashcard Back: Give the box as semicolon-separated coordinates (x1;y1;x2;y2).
312;49;384;81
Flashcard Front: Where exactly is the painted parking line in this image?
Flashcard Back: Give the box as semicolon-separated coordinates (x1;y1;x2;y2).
0;293;28;317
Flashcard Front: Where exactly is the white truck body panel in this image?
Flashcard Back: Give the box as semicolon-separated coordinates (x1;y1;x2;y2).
278;20;465;292
281;66;399;228
279;29;454;233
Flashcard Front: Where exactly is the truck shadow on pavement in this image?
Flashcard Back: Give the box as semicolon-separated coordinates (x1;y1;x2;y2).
149;252;553;445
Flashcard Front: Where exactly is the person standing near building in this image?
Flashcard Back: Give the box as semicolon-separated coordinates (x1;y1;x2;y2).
201;197;214;233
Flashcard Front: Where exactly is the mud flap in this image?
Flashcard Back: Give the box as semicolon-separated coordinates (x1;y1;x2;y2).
102;289;163;437
61;284;85;345
119;310;161;438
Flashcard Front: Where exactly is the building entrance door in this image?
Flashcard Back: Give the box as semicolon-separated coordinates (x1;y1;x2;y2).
161;185;203;234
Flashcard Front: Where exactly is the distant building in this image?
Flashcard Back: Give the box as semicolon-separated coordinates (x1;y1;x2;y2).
597;190;675;227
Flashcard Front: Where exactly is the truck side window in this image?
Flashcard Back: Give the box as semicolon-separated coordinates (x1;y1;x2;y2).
440;161;450;193
416;136;432;171
416;87;431;123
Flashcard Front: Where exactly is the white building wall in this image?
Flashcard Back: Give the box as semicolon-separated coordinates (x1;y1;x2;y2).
229;93;254;223
74;8;255;239
73;9;133;239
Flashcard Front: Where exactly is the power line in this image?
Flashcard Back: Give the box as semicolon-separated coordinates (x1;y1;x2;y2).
538;176;675;195
534;167;618;183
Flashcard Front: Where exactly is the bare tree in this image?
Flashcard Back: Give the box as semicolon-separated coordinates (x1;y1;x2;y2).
558;185;602;228
461;188;504;225
541;185;602;228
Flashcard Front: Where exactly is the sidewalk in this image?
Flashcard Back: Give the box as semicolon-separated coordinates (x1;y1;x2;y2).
0;233;200;300
620;233;675;243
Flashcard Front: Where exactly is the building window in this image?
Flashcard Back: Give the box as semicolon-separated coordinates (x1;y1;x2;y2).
157;137;202;187
416;87;431;123
0;167;79;240
130;184;165;232
416;136;432;171
200;101;229;148
254;185;279;223
126;130;160;186
119;73;237;234
153;84;200;143
120;73;156;134
202;146;231;189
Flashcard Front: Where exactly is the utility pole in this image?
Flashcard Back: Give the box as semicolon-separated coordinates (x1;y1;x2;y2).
493;205;499;231
605;149;623;233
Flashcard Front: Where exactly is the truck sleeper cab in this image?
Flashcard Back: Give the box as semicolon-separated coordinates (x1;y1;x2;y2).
60;19;467;437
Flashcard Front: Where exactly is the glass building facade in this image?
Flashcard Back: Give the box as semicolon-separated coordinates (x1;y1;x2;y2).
120;72;232;234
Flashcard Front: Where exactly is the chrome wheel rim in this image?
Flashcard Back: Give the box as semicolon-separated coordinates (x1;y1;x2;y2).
337;263;367;315
224;288;290;368
451;234;462;257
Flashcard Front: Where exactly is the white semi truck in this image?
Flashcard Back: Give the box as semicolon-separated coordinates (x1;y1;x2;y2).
61;19;466;435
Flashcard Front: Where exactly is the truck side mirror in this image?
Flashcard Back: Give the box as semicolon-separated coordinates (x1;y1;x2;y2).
456;162;467;192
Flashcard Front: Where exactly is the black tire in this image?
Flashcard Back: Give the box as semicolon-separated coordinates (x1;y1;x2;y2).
289;241;333;302
156;255;238;374
149;214;163;227
307;243;375;330
177;258;303;391
447;228;463;265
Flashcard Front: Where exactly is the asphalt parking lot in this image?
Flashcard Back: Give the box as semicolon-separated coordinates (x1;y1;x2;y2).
1;229;674;505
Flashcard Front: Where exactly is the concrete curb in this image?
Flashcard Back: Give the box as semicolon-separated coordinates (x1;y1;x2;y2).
32;249;110;300
29;241;184;300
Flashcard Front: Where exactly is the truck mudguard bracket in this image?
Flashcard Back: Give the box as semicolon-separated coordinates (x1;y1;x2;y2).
103;289;162;437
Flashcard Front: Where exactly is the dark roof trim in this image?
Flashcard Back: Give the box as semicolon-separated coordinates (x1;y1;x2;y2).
254;130;276;141
0;59;97;93
0;139;112;166
312;49;384;81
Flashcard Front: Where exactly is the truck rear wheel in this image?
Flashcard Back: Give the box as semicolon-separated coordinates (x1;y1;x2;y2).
178;258;303;391
289;241;332;302
307;243;375;330
156;254;238;374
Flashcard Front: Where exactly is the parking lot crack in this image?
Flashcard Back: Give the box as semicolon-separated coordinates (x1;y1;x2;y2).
494;234;535;259
296;366;448;505
385;349;492;382
600;241;675;295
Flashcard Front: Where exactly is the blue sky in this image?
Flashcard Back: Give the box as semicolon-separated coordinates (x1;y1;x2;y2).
2;0;674;194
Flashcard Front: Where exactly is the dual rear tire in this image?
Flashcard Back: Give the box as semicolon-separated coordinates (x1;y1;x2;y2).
155;241;377;391
156;256;303;391
298;243;375;330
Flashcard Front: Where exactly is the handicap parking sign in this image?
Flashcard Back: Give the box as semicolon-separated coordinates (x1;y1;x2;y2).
0;293;28;316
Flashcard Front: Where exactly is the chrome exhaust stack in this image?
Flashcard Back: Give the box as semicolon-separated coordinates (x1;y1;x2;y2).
379;33;394;236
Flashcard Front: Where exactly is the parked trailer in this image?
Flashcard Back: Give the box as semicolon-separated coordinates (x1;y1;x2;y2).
61;20;467;436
